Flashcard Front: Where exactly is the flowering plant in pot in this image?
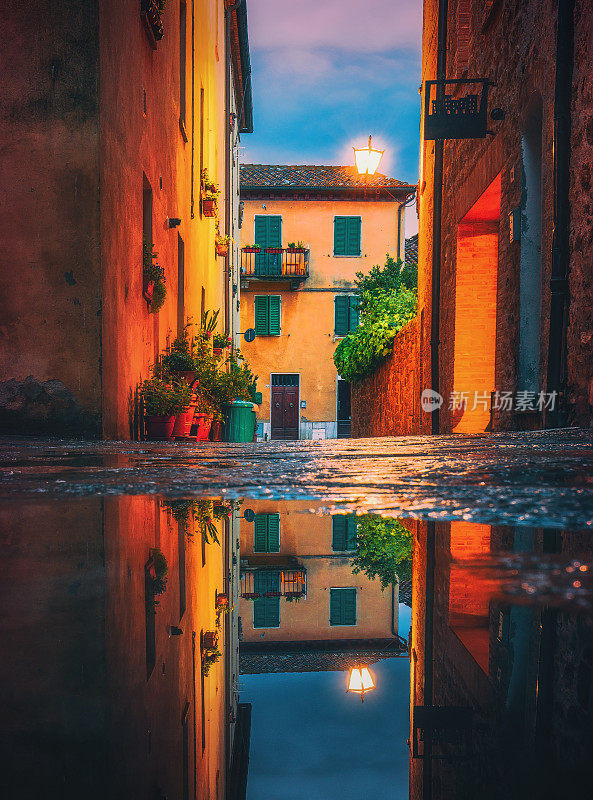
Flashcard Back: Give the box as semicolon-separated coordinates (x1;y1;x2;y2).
161;321;198;386
201;646;221;676
212;332;231;358
215;230;230;258
243;243;261;253
287;240;307;253
201;169;219;217
140;376;192;440
194;396;216;441
143;239;166;312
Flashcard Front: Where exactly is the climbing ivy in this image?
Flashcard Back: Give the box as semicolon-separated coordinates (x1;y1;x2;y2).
333;254;417;382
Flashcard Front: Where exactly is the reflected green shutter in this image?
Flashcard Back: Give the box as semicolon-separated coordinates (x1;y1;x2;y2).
346;515;358;550
267;514;280;551
334;295;349;336
330;588;357;626
254;568;281;627
268;296;281;336
254;514;268;551
254;296;269;335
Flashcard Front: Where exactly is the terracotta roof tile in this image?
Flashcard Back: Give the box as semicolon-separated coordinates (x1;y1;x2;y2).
240;163;412;190
405;233;418;267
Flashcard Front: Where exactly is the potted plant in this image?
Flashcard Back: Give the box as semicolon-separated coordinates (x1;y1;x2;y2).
146;547;168;613
141;0;164;45
202;629;219;650
143;239;166;312
212;332;231;358
161;322;198;386
286;240;307;253
139;376;192;440
201;646;221;677
243;243;261;253
201;169;219;217
194;396;216;441
265;245;283;254
215;232;230;258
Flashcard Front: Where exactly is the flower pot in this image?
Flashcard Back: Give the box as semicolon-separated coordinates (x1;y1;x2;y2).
209;419;223;441
142;278;155;302
177;370;197;387
202;630;218;650
265;247;283;254
243;247;261;253
172;406;195;438
287;247;306;254
194;413;213;441
216;592;229;607
215;243;229;257
146;415;176;440
202;198;216;217
212;347;222;358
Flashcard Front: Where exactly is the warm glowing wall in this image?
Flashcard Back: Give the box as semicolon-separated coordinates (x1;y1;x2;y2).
453;174;501;433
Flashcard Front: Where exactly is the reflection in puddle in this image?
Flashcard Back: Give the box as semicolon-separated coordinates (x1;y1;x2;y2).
0;497;592;798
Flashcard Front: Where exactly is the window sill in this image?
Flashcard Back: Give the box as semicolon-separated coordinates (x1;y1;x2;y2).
333;254;362;258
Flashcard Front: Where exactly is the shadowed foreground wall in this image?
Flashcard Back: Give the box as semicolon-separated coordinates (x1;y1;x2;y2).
351;317;430;437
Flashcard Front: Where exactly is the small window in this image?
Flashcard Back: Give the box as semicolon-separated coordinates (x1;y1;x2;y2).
330;588;357;626
334;216;361;256
254;513;280;552
254;295;281;336
253;571;281;628
334;295;360;336
332;515;357;551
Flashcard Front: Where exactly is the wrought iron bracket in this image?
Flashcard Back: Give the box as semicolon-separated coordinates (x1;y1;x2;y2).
424;78;493;140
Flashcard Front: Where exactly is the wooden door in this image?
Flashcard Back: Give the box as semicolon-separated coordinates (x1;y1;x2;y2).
271;384;299;440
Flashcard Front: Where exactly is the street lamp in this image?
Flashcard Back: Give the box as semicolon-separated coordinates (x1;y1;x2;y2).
353;135;384;177
347;665;375;702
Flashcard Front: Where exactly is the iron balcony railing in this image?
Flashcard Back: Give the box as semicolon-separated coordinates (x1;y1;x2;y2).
240;248;310;281
240;567;307;600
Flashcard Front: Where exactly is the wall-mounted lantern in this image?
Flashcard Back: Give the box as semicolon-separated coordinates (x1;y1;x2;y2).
347;665;375;702
424;79;493;140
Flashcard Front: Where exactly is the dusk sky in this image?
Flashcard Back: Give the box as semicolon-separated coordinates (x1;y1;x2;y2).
242;0;423;235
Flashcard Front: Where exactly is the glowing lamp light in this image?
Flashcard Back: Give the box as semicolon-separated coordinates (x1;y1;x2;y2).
353;135;384;176
347;665;375;702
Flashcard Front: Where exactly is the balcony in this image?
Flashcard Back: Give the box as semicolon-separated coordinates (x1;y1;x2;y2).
240;564;307;600
240;247;309;289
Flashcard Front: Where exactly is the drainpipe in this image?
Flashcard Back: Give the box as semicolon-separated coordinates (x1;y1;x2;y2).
224;5;233;337
429;0;448;435
546;0;575;427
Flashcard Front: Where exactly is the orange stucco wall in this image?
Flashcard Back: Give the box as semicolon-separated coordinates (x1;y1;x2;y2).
240;198;402;437
238;501;397;642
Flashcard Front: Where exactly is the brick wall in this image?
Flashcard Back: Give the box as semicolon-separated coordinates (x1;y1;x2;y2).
351;316;431;437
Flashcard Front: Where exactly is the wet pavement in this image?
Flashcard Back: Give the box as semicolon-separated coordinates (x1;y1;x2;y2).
2;430;593;799
1;427;592;528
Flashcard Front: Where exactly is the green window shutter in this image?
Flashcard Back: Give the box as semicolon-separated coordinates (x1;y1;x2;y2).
254;216;268;247
346;515;358;550
347;217;361;255
253;596;280;627
254;514;268;552
332;515;347;550
255;215;282;247
254;296;269;336
348;295;360;331
334;295;349;336
330;588;357;626
334;217;348;256
267;514;280;552
268;296;281;336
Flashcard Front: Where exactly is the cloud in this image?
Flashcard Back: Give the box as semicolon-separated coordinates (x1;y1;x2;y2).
247;0;422;54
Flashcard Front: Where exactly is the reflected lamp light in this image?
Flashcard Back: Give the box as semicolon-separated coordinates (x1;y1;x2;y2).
347;665;375;702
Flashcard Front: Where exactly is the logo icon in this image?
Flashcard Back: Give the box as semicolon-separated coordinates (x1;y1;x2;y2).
421;389;443;413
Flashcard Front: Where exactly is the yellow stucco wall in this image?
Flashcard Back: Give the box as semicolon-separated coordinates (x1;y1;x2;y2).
239;501;397;642
240;198;402;438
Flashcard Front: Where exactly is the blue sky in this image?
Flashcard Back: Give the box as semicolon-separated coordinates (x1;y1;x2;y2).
242;0;423;234
241;605;412;800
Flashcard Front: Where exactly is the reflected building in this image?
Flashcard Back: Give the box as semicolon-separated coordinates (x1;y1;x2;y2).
238;502;408;675
0;497;246;800
410;521;593;799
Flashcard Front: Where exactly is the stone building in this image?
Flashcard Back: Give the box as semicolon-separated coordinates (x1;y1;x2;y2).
353;0;593;436
0;0;252;438
239;164;413;440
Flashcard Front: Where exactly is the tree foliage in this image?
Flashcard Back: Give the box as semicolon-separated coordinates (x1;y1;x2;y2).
350;514;413;590
333;254;417;383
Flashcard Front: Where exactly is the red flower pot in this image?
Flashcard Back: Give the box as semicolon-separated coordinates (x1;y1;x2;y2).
202;198;216;217
143;279;155;302
265;247;283;254
215;243;229;257
216;592;229;607
243;247;261;253
202;630;218;650
146;415;176;440
172;406;195;438
194;413;213;441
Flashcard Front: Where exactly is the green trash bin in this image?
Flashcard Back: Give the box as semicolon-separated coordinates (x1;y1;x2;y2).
224;400;255;442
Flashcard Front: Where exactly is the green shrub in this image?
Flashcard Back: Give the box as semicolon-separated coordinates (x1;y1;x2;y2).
139;377;192;416
350;514;413;590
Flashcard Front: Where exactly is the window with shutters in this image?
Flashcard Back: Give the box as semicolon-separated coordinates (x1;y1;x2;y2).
253;570;281;628
254;215;282;248
332;515;358;551
253;513;280;552
334;216;361;256
254;295;281;336
329;588;357;626
334;295;360;336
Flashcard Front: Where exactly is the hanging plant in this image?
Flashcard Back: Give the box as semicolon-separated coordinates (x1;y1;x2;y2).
143;238;166;312
146;547;168;613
